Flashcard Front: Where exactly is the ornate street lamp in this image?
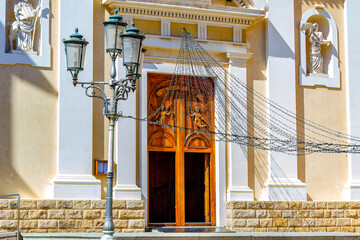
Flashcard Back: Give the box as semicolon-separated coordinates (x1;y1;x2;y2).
63;10;145;240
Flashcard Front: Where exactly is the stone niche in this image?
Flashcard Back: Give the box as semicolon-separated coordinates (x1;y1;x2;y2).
299;5;340;88
0;0;50;67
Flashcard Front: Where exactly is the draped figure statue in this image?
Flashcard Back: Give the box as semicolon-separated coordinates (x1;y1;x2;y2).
301;22;331;75
9;0;42;51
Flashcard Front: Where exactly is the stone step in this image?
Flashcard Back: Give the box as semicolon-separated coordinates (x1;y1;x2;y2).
0;231;22;240
22;232;360;240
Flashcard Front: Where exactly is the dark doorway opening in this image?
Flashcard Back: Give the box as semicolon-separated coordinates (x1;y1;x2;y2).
185;152;210;223
149;151;176;224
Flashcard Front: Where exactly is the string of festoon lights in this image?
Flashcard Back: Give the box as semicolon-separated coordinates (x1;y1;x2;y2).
121;30;360;155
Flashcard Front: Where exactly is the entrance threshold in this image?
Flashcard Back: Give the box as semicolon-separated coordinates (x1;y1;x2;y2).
147;226;234;233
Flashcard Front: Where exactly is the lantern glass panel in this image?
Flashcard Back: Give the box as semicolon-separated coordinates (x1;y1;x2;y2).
122;37;141;66
66;43;86;70
137;49;145;76
105;24;124;52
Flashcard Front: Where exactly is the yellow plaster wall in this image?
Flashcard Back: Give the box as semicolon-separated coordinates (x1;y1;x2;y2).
245;18;268;200
207;26;233;42
212;0;237;7
171;22;197;38
0;0;59;198
133;19;161;35
294;0;348;200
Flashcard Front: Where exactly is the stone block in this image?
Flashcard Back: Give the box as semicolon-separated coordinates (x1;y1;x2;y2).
114;219;128;228
122;229;145;233
274;202;288;210
268;210;281;218
273;218;287;227
324;210;331;218
260;219;273;228
233;210;255;218
337;218;351;226
258;201;273;210
83;210;101;219
254;228;267;232
302;202;315;209
297;210;309;218
316;218;336;227
48;210;65;219
302;218;316;227
38;220;57;229
309;210;324;218
315;202;327;209
21;200;37;209
126;200;144;209
73;200;91;209
91;200;106;209
351;219;360;226
81;220;94;229
278;227;295;232
94;219;104;229
9;200;18;209
233;219;246;227
295;227;309;232
349;202;360;209
337;202;349;209
59;220;75;229
0;220;17;229
0;200;8;209
20;210;29;220
226;210;232;218
345;210;357;218
247;201;260;209
232;201;247;209
341;227;355;232
266;227;278;232
288;219;302;227
65;210;82;219
246;219;259;227
288;201;302;210
57;200;73;209
37;200;56;209
29;210;47;219
327;227;341;232
0;210;14;219
355;227;360;232
256;210;267;218
282;210;296;218
327;202;337;209
113;200;126;209
119;210;145;219
331;210;344;218
310;227;326;232
232;227;254;232
129;219;145;229
29;229;48;233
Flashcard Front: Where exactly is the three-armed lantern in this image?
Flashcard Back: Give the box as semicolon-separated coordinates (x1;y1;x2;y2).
62;9;145;240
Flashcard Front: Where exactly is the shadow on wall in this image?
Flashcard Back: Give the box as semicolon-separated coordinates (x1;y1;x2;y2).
0;11;57;198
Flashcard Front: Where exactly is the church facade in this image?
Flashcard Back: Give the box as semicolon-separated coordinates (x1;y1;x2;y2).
1;0;360;233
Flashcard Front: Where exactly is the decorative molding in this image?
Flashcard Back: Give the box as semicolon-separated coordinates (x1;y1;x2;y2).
198;22;207;40
227;52;252;65
233;27;243;43
0;0;51;67
161;18;170;36
102;0;266;27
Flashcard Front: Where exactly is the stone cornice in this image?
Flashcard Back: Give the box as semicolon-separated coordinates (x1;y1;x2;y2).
227;52;253;65
102;0;266;27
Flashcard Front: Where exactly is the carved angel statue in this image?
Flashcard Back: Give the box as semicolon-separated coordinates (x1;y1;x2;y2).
9;0;42;51
300;22;331;74
190;106;208;129
151;104;173;125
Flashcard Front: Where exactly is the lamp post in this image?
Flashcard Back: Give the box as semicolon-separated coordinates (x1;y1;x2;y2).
63;10;145;240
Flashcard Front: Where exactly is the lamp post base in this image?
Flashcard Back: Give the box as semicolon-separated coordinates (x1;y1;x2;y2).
101;231;115;240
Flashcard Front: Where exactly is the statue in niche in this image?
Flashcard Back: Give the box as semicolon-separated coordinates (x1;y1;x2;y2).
9;0;42;52
151;104;173;126
301;22;331;75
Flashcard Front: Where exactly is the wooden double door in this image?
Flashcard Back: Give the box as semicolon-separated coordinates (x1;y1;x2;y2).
147;73;216;226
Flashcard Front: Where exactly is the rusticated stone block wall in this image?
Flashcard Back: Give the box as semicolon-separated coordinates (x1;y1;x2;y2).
227;201;360;232
0;200;145;233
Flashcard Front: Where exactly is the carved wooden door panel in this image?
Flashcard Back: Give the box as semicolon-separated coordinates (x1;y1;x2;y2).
147;73;216;226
